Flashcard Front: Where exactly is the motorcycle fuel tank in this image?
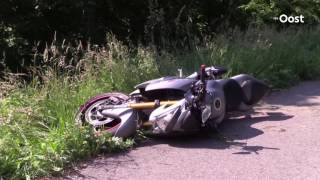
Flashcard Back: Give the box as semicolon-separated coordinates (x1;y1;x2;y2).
134;76;177;89
144;78;196;92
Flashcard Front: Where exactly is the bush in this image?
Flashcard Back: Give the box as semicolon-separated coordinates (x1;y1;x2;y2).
240;0;320;25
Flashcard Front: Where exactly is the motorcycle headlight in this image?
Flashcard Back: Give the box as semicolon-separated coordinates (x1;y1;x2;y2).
149;100;185;133
155;110;177;131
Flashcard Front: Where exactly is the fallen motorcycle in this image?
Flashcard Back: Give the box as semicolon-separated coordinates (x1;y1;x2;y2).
76;65;269;138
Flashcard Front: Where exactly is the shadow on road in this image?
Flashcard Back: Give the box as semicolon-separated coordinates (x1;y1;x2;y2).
220;111;293;140
61;111;293;180
136;111;293;155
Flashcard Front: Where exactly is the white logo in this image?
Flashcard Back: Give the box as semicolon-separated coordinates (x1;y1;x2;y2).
273;14;304;24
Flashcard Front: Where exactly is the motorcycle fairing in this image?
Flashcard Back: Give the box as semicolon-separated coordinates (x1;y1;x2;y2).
149;99;187;133
201;80;226;125
148;99;203;134
148;80;228;134
101;108;137;137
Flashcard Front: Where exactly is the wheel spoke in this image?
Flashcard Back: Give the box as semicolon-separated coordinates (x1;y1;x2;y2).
81;94;128;132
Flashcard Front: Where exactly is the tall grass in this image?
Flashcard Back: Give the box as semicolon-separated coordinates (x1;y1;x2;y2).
0;27;320;179
0;39;160;179
0;73;134;179
174;27;320;87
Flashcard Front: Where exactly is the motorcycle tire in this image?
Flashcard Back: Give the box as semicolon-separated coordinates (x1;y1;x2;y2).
75;92;129;135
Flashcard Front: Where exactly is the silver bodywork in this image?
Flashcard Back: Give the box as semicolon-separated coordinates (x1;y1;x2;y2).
202;80;226;125
101;108;137;137
78;67;269;138
145;78;195;92
149;99;188;133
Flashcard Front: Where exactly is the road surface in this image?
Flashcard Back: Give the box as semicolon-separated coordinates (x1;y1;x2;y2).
65;81;320;180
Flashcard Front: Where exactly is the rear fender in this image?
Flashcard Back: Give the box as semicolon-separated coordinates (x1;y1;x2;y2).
231;74;270;106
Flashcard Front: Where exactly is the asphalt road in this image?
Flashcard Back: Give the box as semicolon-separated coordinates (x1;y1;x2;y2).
65;81;320;180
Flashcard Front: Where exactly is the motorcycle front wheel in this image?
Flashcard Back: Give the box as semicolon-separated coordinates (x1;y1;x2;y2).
75;92;129;135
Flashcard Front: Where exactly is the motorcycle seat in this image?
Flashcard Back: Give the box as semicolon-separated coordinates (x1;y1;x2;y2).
211;66;228;76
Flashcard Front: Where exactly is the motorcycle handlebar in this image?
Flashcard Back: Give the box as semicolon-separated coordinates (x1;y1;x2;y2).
200;64;206;83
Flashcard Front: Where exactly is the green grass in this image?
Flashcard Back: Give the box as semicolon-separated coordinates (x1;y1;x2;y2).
1;27;320;179
174;27;320;88
0;73;134;179
0;44;161;179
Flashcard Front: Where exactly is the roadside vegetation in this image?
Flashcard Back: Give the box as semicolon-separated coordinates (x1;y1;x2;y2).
175;27;320;88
